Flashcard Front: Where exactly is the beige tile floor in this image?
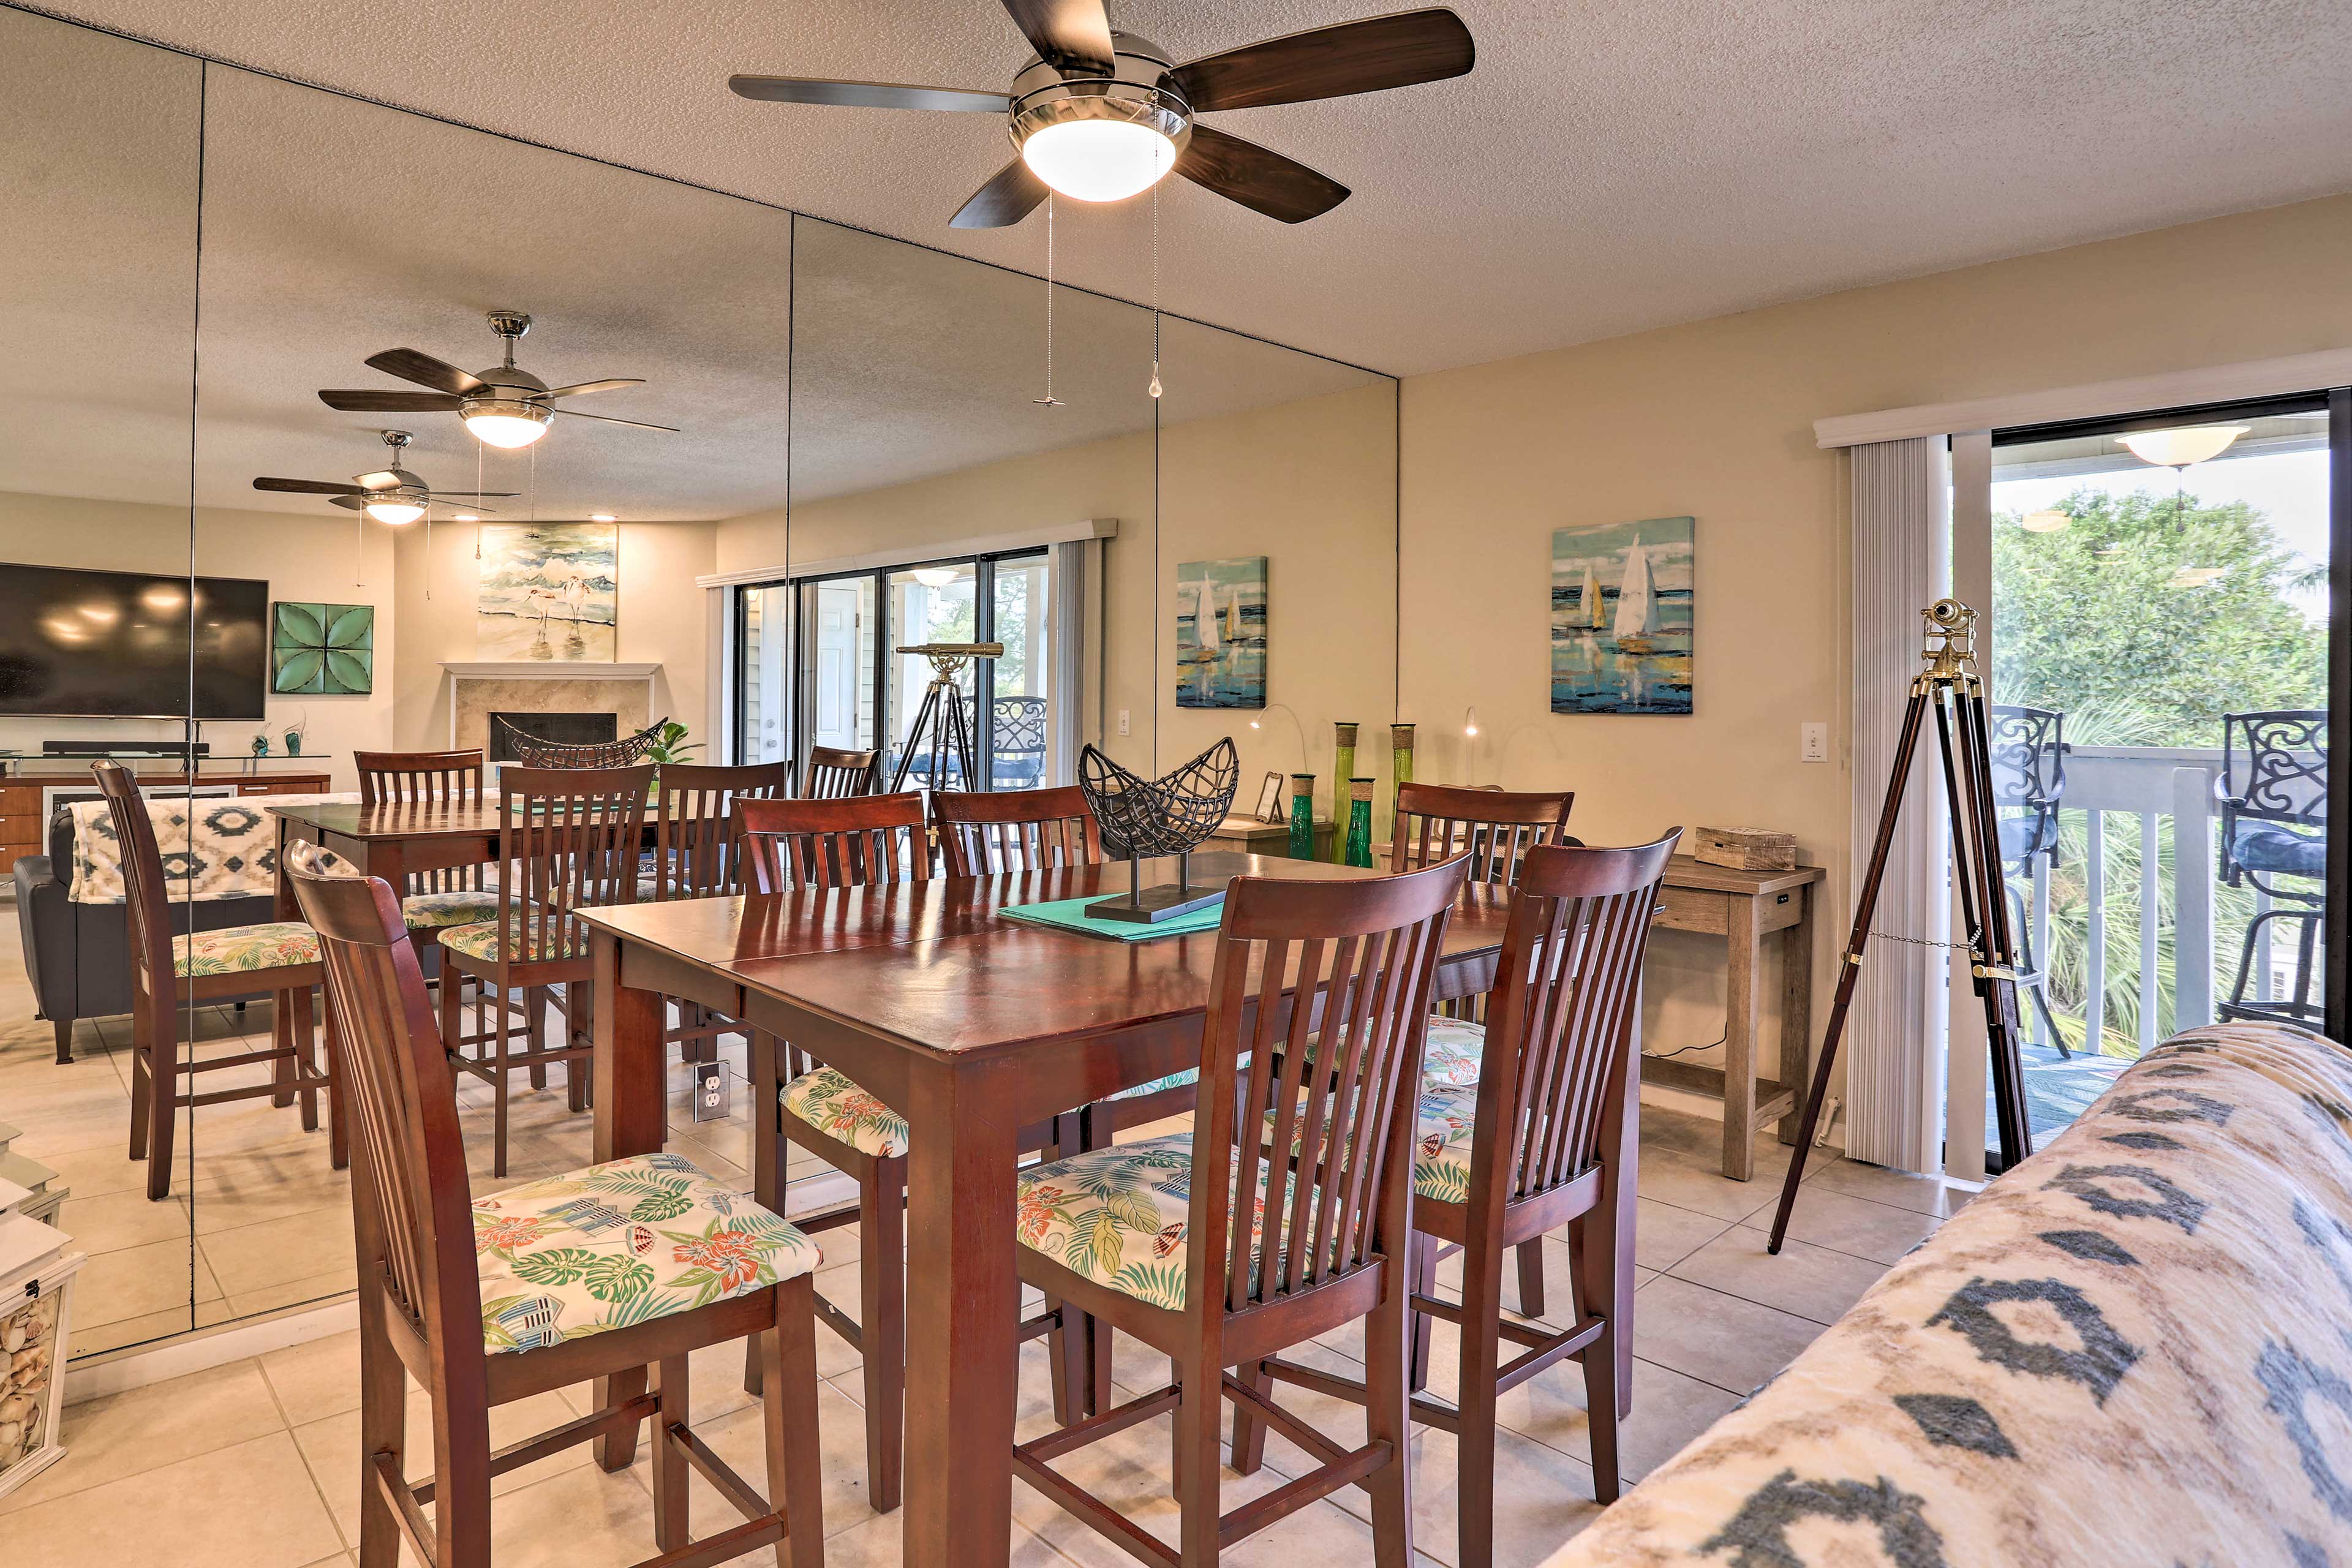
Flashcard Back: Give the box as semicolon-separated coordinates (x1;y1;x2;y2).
0;908;1976;1566
0;939;859;1358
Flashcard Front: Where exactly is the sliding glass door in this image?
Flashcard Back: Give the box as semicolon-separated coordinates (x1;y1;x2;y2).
1969;393;2345;1158
733;549;1059;791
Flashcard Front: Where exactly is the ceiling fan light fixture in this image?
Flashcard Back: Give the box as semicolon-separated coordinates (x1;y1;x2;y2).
363;497;426;526
1020;117;1175;202
462;399;553;449
2117;425;2249;470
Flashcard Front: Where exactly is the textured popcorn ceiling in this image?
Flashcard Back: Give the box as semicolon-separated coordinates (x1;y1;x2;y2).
24;0;2352;380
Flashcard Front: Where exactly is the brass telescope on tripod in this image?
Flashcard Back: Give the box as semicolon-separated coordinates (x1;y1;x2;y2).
1768;598;2032;1253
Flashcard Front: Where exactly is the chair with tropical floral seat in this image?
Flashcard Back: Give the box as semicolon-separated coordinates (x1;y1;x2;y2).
354;747;498;948
1238;833;1679;1568
284;842;826;1568
435;763;652;1177
1012;852;1466;1566
736;790;1088;1509
651;760;793;1065
92;762;344;1201
1384;780;1577;1319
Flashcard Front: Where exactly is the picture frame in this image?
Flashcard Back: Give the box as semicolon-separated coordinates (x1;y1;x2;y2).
1254;770;1287;824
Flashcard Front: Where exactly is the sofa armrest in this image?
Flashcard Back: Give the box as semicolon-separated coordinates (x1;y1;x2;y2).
13;855;78;1060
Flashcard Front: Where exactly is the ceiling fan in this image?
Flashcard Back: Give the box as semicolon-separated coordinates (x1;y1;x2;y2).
317;310;679;450
252;430;516;525
730;3;1474;228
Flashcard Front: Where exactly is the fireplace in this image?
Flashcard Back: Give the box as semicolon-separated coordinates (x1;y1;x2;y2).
488;711;618;763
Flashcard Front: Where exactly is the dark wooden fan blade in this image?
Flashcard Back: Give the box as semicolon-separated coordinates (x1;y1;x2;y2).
543;379;646;399
437;501;499;514
317;389;464;413
729;75;1011;112
951;158;1050;229
551;408;679;433
1175;125;1349;224
254;477;364;496
364;348;485;396
433;490;521;499
1000;0;1114;75
1170;8;1474;111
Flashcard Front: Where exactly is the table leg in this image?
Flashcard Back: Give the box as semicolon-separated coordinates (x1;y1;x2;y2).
590;930;669;1471
1778;888;1815;1147
902;1061;1022;1568
1721;896;1761;1180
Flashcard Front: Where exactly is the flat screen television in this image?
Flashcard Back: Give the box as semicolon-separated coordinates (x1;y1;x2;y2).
0;564;269;720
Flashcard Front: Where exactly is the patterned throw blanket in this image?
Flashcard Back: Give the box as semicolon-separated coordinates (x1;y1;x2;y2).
1544;1020;2352;1568
62;793;357;903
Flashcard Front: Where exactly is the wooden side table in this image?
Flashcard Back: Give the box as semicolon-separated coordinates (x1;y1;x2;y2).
1648;856;1824;1179
1204;813;1335;861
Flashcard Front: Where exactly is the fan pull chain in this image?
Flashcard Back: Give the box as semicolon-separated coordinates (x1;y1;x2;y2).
1035;194;1063;408
1148;153;1163;401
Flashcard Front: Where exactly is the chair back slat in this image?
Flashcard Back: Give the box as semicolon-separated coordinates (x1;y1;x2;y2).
1477;833;1679;1203
654;761;793;899
930;785;1104;876
738;792;932;894
285;842;479;1359
496;764;652;961
355;749;488;894
1187;856;1467;1322
90;761;178;995
805;745;881;799
1389;781;1575;884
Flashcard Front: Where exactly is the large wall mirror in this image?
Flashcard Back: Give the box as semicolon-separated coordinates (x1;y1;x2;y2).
1;7;205;1358
1;7;1395;1366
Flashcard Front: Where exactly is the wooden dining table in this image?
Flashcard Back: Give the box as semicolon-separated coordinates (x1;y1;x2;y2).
571;853;1642;1568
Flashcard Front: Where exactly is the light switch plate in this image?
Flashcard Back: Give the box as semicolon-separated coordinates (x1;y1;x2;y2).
1117;709;1131;736
1801;722;1828;763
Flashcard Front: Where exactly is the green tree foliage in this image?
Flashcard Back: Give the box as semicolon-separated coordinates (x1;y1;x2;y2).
1991;486;2324;745
1991;485;2324;1057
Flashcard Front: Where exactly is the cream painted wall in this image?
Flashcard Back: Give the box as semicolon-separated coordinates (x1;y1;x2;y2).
1400;191;2352;1088
391;518;717;755
0;492;396;789
714;382;1399;790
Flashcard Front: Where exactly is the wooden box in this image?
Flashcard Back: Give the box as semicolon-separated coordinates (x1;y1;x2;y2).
1692;826;1797;872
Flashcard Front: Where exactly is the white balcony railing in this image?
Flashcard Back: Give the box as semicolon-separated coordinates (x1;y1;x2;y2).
2017;745;2220;1053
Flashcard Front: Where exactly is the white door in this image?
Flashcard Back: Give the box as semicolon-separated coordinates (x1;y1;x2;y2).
813;584;862;751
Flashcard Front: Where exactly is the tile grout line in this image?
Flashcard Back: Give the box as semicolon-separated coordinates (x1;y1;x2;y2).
257;1351;357;1556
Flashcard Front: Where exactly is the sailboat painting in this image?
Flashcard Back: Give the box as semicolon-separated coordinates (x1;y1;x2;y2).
1175;556;1267;709
1550;518;1694;714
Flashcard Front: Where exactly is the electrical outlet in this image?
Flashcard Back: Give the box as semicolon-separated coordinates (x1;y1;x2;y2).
1117;709;1131;737
1801;722;1828;763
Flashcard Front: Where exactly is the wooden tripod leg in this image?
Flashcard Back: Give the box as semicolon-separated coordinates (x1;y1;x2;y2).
1768;685;1934;1254
1951;688;2034;1167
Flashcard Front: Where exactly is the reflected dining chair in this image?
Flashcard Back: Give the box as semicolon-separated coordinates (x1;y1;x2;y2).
1011;853;1468;1567
1386;780;1576;1317
435;763;651;1175
353;748;499;976
92;761;344;1200
284;843;826;1568
1245;833;1678;1566
650;760;793;1063
804;744;880;799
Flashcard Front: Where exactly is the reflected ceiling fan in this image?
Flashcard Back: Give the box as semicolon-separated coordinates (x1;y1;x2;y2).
317;310;678;450
730;3;1474;227
252;430;515;525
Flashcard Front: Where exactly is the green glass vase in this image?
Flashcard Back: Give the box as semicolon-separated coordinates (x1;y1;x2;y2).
1288;774;1317;861
1329;722;1358;862
1390;723;1416;799
1344;778;1374;868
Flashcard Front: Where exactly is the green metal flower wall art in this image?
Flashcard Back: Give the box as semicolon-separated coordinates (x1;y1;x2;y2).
271;601;375;695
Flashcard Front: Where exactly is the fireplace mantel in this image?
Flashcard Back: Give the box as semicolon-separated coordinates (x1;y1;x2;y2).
442;662;662;680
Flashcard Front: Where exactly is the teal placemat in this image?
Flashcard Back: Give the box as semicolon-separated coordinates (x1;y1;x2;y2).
999;892;1226;942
